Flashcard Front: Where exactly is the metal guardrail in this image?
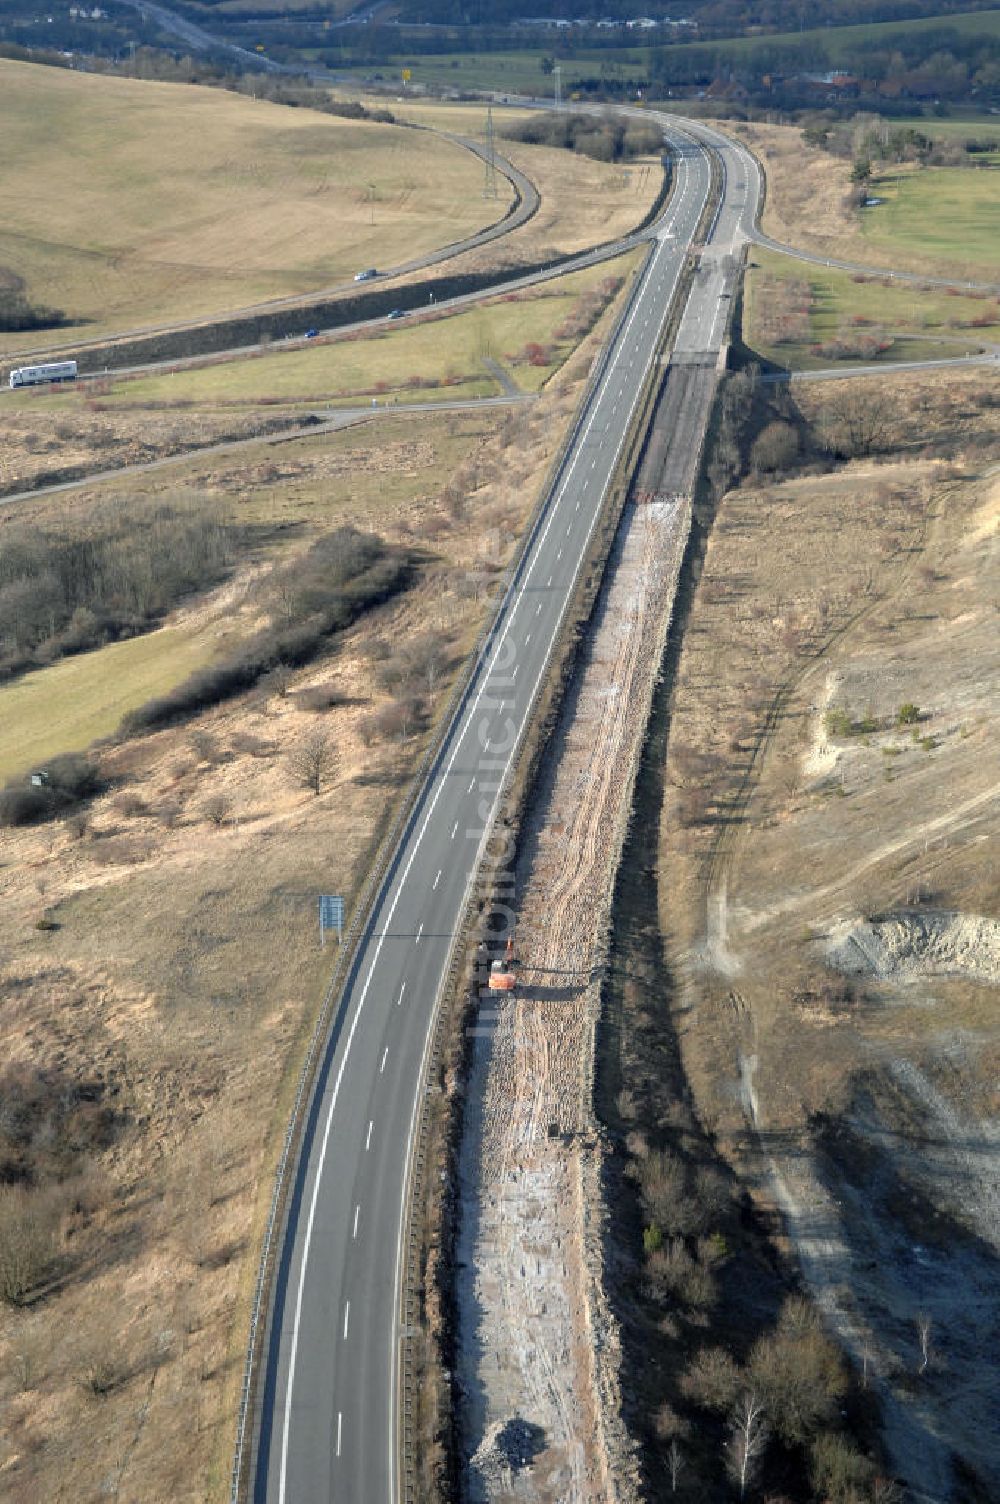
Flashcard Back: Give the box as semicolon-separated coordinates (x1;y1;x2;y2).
228;233;660;1504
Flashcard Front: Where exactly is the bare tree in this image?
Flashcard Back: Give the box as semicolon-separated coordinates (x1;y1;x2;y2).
821;386;895;457
289;729;338;796
726;1391;768;1499
916;1313;932;1375
668;1438;685;1494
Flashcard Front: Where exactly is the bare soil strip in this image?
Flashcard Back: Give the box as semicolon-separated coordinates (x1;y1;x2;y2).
456;366;713;1502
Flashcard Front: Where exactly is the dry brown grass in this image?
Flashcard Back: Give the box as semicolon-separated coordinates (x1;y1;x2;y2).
654;368;1000;1491
0;402;294;495
660;368;1000;1132
0;304;621;1500
0;59;507;350
380;99;663;268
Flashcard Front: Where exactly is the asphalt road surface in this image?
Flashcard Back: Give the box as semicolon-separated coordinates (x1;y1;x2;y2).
248;114;756;1504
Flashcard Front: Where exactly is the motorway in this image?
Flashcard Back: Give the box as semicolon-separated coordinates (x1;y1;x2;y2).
245;116;757;1504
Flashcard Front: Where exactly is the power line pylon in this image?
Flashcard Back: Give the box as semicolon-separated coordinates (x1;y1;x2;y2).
484;105;498;200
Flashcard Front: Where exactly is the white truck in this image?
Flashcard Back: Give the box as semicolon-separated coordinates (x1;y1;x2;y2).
8;360;78;389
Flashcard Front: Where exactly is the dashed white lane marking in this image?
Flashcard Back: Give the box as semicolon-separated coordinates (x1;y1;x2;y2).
343;1302;350;1340
512;664;519;679
366;1120;373;1152
525;633;532;645
416;922;424;944
336;1413;342;1458
450;821;458;839
467;777;475;792
556;548;562;561
380;1047;388;1074
353;1204;360;1238
536;601;543;614
433;869;441;890
546;575;552;588
397;981;406;1006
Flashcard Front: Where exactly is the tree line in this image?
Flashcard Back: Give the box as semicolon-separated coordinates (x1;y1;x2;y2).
0;494;234;682
502;111;664;163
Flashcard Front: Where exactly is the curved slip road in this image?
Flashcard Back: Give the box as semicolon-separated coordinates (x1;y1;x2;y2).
246;113;758;1504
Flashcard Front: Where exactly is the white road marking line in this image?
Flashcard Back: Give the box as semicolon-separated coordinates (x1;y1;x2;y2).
353;1204;360;1238
343;1302;350;1340
366;1120;373;1151
397;981;405;1006
525;633;531;645
546;575;552;588
380;1047;388;1074
468;777;475;792
336;1412;342;1458
416;922;424;944
450;821;458;839
556;549;562;561
536;601;543;614
512;665;519;679
433;869;442;890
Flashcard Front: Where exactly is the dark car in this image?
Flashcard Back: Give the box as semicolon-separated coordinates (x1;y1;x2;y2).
386;309;404;321
304;328;319;339
354;268;378;282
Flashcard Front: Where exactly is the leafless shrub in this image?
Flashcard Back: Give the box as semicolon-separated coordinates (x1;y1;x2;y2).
111;791;148;819
751;420;800;474
0;1185;62;1304
288;729;338;795
809;1431;874;1502
202;794;230;828
681;1347;742;1413
748;1297;847;1445
87;836;153;866
188;730;225;765
295;683;348;713
155;800;183;829
646;1239;716;1308
229;732;278;758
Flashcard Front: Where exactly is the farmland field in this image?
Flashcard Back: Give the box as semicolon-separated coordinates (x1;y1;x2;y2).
0;58;508;348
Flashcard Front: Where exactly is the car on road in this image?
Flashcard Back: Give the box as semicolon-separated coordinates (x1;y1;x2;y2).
304;328;319;339
354;268;378;282
386;308;405;320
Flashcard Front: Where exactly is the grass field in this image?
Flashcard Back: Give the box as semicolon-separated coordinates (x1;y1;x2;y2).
0;59;508;348
0;624;218;782
106;253;639;406
863;162;1000;276
744;246;1000;370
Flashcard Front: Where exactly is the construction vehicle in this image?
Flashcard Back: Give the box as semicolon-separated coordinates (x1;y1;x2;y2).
487;933;517;992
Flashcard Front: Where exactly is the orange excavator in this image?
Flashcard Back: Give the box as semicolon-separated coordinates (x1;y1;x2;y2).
487;933;517;992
